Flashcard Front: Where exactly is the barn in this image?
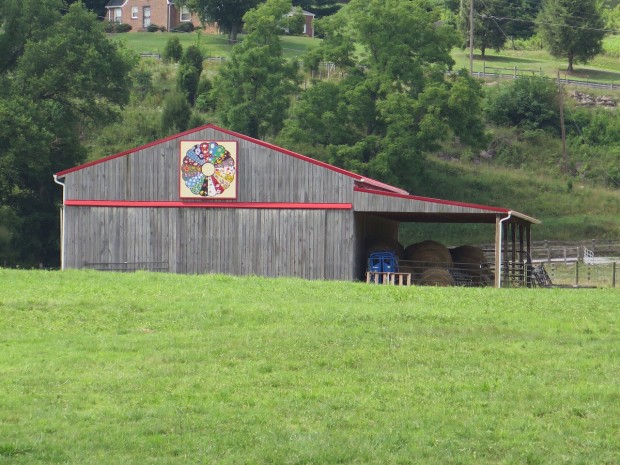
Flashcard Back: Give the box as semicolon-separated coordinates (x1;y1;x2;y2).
53;124;539;287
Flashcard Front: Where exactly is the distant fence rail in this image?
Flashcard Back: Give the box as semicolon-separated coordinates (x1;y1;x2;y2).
473;64;620;92
477;240;620;264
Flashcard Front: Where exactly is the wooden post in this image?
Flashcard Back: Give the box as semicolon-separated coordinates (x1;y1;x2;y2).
612;262;617;288
469;0;474;75
494;215;501;288
557;72;568;174
575;260;579;286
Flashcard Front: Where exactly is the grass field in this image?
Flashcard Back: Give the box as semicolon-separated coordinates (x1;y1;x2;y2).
1;270;618;464
107;31;318;60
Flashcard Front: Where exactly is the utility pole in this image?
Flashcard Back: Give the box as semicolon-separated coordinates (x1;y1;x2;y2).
557;71;568;174
469;0;474;75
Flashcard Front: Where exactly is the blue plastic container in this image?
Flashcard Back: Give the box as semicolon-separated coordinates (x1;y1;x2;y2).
368;251;398;273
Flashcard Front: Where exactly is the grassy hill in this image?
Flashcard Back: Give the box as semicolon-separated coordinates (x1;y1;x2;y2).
0;269;618;464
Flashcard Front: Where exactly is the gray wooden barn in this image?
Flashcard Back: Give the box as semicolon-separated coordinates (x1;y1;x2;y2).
54;124;539;287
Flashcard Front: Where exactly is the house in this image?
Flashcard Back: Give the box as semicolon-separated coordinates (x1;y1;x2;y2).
53;124;538;287
300;10;315;38
104;0;202;32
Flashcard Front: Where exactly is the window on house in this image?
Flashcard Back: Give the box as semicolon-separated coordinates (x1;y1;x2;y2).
113;8;122;22
180;6;191;22
131;7;138;19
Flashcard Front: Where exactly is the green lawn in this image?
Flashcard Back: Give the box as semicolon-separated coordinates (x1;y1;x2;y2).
107;31;319;60
1;270;618;464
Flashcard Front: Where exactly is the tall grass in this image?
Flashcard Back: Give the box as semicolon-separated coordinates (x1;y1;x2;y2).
1;270;618;464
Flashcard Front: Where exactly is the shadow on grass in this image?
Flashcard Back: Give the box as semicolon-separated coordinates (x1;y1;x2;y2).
476;54;542;65
563;68;620;83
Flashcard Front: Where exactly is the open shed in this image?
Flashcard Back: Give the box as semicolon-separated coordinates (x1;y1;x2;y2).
54;124;539;287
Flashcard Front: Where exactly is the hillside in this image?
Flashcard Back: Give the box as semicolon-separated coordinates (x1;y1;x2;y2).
96;32;620;243
1;269;618;464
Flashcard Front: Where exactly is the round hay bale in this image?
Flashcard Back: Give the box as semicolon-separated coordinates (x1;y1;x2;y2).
417;268;455;287
449;245;494;286
404;240;452;269
367;238;405;259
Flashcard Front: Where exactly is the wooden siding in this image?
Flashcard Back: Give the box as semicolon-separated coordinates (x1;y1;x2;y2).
63;206;355;280
63;128;354;204
353;190;503;215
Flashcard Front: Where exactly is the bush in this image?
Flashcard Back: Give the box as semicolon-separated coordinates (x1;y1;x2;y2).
484;77;559;131
163;37;183;63
174;22;195;33
195;78;216;112
161;91;191;134
180;45;204;72
146;23;166;32
104;22;132;33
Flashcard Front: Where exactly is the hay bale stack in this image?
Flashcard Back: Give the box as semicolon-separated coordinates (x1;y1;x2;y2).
449;245;494;286
417;268;455;287
367;238;405;259
404;240;453;279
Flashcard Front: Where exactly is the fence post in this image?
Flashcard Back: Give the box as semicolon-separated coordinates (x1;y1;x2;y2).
575;260;579;286
514;66;517;78
545;240;550;263
613;262;617;288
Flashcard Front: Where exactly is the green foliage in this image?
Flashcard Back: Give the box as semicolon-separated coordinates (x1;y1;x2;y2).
537;0;605;71
131;67;153;99
458;0;508;57
180;44;204;71
287;0;485;187
1;270;620;463
180;0;262;42
282;6;305;35
0;0;134;267
194;77;216;112
214;0;301;138
163;36;183;63
174;22;195;33
176;45;204;106
161;91;192;134
146;23;166;32
103;22;132;33
484;77;559;130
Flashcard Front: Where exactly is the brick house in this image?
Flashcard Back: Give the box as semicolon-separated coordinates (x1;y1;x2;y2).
104;0;203;32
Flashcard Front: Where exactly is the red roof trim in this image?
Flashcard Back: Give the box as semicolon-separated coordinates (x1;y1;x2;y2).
54;124;407;195
64;200;353;210
354;187;509;213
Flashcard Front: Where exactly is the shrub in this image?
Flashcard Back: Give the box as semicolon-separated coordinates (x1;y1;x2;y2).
161;91;191;134
180;45;204;72
104;22;132;33
163;37;183;63
484;77;559;131
174;22;195;33
177;63;201;106
146;23;165;32
195;78;216;112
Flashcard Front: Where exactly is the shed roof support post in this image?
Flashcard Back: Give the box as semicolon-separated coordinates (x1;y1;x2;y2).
495;215;501;288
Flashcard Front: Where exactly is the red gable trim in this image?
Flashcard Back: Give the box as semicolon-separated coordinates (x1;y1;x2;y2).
354;187;509;213
64;200;353;210
54;124;407;195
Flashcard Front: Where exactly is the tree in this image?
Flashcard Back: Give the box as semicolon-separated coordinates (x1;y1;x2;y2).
177;45;204;105
213;0;300;139
161;92;192;134
163;36;183;63
284;0;486;188
0;0;134;267
179;0;262;43
537;0;605;72
458;0;508;58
